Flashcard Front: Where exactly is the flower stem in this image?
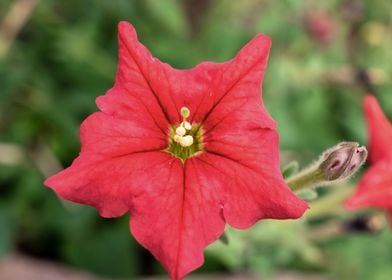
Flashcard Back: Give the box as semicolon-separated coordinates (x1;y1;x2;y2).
286;167;325;192
305;186;352;219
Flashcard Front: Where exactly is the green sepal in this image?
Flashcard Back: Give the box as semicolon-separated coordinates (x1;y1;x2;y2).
282;161;299;179
297;189;318;201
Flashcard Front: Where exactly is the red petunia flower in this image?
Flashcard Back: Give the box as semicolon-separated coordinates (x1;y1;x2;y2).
345;95;392;222
45;22;308;279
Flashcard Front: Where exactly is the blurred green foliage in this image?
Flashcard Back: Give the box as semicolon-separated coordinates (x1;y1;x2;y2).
1;0;392;279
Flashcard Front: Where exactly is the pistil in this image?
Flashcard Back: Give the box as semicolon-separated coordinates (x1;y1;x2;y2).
173;107;195;147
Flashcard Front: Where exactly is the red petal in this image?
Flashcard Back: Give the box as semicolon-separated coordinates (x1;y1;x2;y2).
147;33;275;129
199;129;308;228
45;112;167;217
130;158;225;279
364;95;392;162
193;36;308;226
345;159;392;210
96;22;178;131
194;34;275;129
45;152;173;218
80;112;167;156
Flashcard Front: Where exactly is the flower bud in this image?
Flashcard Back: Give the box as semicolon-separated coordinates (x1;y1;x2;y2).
287;142;368;192
318;142;367;181
303;10;336;45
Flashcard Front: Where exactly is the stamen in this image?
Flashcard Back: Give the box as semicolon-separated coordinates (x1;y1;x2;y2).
173;135;182;143
168;107;200;157
175;107;194;145
183;121;192;130
175;126;186;136
180;135;194;147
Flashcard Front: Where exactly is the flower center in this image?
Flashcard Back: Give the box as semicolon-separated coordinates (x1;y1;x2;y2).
166;107;203;161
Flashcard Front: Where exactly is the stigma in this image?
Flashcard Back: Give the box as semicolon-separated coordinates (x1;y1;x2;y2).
173;107;194;147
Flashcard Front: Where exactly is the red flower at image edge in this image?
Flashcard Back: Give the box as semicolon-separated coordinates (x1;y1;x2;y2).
345;95;392;222
45;22;308;279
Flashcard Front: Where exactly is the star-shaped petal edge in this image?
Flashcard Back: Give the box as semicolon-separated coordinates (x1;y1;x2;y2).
45;22;308;279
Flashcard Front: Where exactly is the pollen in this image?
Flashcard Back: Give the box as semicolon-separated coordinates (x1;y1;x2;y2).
180;135;194;147
175;126;186;136
173;134;182;143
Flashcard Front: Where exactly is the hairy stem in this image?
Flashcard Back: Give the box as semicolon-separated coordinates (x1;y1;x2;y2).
286;167;325;192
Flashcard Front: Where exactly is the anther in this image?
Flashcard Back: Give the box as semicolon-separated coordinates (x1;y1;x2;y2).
176;126;186;136
180;135;194;147
173;135;182;143
183;121;192;130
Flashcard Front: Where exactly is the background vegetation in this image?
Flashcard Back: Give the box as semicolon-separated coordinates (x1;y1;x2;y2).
0;0;391;279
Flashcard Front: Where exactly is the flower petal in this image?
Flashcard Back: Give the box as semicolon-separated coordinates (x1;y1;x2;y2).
130;157;225;280
150;34;275;129
193;34;275;129
200;129;308;229
45;111;168;218
364;95;392;162
96;22;179;132
130;133;307;279
345;159;392;210
80;112;167;157
45;152;173;218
